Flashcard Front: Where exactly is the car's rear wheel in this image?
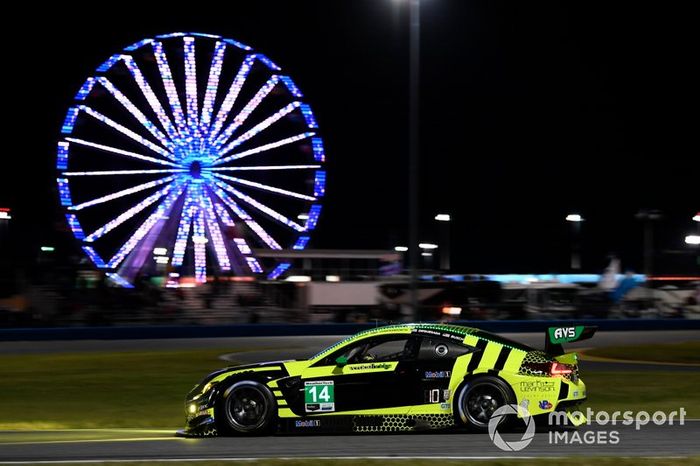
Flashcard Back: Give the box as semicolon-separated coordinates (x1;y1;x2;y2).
456;376;515;432
215;380;277;435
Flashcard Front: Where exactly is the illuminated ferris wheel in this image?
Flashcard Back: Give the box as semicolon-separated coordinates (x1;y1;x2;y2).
56;32;326;287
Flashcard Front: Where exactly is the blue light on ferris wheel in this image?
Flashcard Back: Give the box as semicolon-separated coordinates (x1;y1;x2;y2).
57;142;69;170
267;262;291;280
75;78;96;101
293;236;310;250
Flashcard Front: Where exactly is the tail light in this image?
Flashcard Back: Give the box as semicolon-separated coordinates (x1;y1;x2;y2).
551;362;573;376
521;361;574;377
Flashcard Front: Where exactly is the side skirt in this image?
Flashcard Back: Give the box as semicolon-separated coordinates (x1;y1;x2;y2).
279;414;456;434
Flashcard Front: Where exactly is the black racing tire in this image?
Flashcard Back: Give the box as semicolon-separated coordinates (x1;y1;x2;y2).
215;380;277;436
455;375;516;432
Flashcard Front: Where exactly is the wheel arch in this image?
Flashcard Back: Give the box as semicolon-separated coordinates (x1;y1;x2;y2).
453;372;517;426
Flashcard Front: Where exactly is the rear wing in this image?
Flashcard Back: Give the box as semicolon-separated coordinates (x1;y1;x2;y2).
545;325;597;356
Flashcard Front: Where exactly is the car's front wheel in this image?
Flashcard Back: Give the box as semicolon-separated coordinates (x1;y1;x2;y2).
456;376;515;432
215;380;277;435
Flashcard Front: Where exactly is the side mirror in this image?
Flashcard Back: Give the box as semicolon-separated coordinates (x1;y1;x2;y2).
335;356;348;367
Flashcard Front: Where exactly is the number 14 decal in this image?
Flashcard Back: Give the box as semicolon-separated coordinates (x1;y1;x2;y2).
304;381;335;413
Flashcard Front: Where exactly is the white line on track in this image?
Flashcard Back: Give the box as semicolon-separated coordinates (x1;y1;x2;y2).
0;456;693;464
0;437;182;446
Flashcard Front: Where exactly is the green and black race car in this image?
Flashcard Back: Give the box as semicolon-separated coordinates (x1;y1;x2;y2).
180;323;595;436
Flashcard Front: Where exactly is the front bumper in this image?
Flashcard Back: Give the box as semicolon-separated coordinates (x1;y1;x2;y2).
181;387;219;437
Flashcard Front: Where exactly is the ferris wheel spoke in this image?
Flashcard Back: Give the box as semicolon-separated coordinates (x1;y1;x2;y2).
214;173;316;201
78;106;177;161
183;37;200;139
200;41;227;134
217;102;302;158
211;132;315;166
208;55;256;141
96;77;174;151
215;181;305;232
84;182;181;242
213;76;281;148
212;186;282;250
120;55;180;142
200;191;231;272
65;138;179;167
211;200;263;274
211;164;321;172
106;184;185;269
171;187;197;268
63;169;185;176
152;41;187;138
192;209;207;283
68;176;175;211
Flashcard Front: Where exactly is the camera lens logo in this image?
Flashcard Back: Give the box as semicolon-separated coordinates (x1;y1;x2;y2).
487;404;536;451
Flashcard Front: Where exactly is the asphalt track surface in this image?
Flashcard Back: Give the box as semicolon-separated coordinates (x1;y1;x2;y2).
0;330;698;462
1;423;699;462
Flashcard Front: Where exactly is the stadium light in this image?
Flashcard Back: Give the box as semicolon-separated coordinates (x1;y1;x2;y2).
441;306;462;316
286;275;312;282
434;214;451;222
394;246;408;252
693;213;700;222
685;235;700;245
566;214;584;222
0;208;10;220
419;243;438;250
40;246;55;252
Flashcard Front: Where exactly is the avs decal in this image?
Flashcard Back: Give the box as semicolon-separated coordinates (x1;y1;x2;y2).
304;381;335;413
548;326;584;344
538;400;553;410
519;381;557;392
424;370;451;379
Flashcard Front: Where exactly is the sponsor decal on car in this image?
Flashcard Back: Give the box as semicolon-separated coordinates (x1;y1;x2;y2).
347;363;392;371
548;326;584;344
520;381;557;392
424;370;451;379
425;388;451;403
305;381;335;413
539;400;553;410
295;419;321;427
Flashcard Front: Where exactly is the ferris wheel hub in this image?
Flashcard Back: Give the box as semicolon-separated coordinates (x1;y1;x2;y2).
188;160;203;178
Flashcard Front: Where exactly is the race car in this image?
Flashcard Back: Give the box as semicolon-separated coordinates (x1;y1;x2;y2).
180;323;594;436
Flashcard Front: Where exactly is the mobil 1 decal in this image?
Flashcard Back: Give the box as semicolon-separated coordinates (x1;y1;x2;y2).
304;381;335;413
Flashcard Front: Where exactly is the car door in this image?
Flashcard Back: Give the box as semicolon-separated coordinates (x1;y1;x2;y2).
289;334;419;415
395;336;476;406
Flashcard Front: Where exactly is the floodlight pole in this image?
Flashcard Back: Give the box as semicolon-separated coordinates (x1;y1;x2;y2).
408;0;421;321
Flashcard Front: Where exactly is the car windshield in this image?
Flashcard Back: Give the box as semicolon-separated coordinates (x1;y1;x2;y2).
311;334;359;360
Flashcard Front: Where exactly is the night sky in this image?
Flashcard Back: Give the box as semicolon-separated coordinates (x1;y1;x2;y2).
2;1;697;274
